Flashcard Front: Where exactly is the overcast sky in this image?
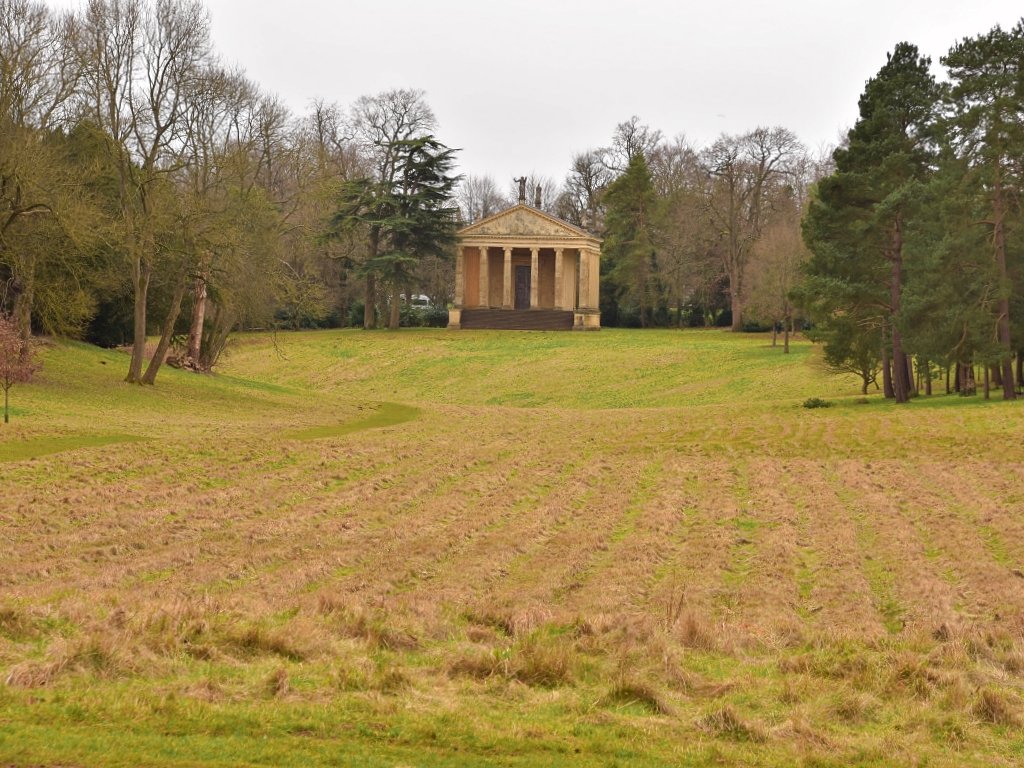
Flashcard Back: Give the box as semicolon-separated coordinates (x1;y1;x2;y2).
51;1;1024;186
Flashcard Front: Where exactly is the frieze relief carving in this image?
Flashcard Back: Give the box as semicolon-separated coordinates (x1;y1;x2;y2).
465;208;584;238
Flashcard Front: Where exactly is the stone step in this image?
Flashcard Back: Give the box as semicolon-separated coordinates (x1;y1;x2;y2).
459;308;574;331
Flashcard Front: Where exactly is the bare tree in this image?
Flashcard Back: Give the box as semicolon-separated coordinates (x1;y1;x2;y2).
345;88;436;329
702;126;803;331
555;150;611;232
456;174;504;223
0;0;83;338
77;0;213;383
604;115;663;172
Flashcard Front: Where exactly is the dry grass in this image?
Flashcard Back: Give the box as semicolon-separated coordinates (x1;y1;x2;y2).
2;329;1024;766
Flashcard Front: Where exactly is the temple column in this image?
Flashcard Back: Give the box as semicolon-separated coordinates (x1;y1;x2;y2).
578;248;590;310
530;247;539;308
553;247;564;310
454;247;464;306
588;249;600;311
502;246;513;308
478;245;489;308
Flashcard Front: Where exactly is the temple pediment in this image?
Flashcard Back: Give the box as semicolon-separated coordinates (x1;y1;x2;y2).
459;204;595;241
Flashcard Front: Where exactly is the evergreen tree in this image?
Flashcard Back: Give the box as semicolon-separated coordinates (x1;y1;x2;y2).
801;42;940;402
326;136;460;329
601;153;659;327
942;22;1024;400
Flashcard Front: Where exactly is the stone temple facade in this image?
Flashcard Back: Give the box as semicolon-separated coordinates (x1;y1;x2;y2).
448;202;601;331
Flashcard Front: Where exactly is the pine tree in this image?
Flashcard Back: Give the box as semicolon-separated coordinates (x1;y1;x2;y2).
601;153;659;327
942;22;1024;400
801;42;940;402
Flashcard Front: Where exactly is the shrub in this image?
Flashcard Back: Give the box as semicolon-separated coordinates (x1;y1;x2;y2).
803;397;833;409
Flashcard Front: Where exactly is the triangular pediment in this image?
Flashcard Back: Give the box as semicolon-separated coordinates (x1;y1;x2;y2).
459;204;596;241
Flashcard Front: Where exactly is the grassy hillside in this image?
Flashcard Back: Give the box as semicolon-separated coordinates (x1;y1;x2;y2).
2;328;1023;767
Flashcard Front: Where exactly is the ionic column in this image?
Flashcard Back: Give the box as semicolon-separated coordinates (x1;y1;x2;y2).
478;245;489;308
530;247;539;308
553;247;564;310
454;247;464;306
502;246;513;308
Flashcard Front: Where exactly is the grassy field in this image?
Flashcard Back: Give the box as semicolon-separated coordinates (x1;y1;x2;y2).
2;328;1024;767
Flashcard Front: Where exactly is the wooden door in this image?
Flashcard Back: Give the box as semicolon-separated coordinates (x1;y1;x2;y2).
514;265;531;310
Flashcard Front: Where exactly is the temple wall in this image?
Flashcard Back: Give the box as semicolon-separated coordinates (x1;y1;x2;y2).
463;248;479;307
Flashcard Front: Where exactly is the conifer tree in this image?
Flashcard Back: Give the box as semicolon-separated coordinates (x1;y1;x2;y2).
942;22;1024;400
801;42;940;402
601;153;659;326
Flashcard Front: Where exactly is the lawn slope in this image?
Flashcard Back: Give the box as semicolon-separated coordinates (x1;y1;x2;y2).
2;329;1023;767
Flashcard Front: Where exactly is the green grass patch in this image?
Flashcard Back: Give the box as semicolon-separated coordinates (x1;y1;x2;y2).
281;402;421;441
0;433;145;462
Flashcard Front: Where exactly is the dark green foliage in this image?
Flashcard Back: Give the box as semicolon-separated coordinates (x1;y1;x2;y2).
325;136;460;329
802;397;833;409
800;42;940;402
601;153;661;327
939;22;1024;399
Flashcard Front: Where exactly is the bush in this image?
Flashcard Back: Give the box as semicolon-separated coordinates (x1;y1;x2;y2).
399;305;449;328
802;397;833;409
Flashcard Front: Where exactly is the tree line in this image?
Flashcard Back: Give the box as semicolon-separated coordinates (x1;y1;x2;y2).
4;0;1022;400
0;0;460;385
460;117;826;341
801;25;1024;402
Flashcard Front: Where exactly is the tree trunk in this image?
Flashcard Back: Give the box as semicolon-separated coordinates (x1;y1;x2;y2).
924;359;932;396
906;355;916;396
12;253;34;344
363;227;380;330
729;289;742;332
983;365;991;400
1016;351;1023;389
4;384;8;424
363;273;376;329
991;364;1003;389
126;258;152;384
141;277;186;385
882;344;894;399
992;169;1016;400
945;365;950;395
389;284;400;329
186;273;208;367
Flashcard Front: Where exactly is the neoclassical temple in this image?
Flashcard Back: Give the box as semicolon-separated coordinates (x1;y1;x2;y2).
448;193;601;331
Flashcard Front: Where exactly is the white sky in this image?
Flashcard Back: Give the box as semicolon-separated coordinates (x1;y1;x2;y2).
50;1;1023;184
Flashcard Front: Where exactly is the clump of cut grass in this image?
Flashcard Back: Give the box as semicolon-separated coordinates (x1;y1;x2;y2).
697;705;768;742
973;687;1021;726
318;595;419;651
601;679;674;716
464;604;555;638
447;633;574;688
265;666;290;698
829;691;880;724
226;625;307;661
672;610;719;651
506;633;574;687
6;633;136;687
447;644;498;681
929;713;970;751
